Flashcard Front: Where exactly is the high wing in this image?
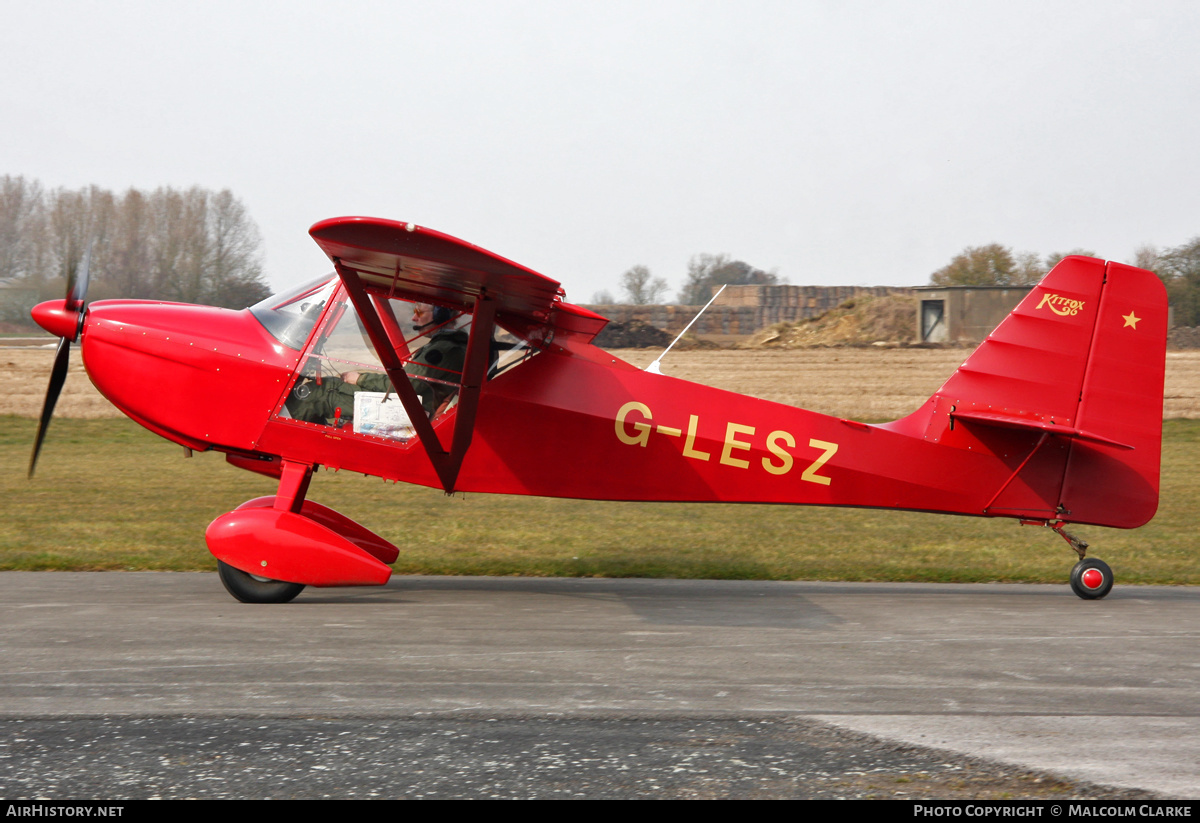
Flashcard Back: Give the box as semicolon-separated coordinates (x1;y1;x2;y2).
310;216;563;323
308;216;607;493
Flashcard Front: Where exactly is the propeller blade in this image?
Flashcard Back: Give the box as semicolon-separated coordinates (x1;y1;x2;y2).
30;243;92;475
67;242;92;312
28;337;72;478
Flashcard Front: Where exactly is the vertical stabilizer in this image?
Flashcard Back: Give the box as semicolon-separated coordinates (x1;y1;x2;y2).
930;256;1108;429
894;256;1167;528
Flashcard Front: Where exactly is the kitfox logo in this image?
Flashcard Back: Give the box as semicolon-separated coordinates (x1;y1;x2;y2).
1037;293;1086;316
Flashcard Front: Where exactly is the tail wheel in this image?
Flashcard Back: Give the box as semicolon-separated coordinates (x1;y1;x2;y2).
217;560;305;604
1070;558;1113;600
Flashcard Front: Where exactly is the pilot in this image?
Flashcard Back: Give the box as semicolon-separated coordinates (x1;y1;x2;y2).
288;303;470;425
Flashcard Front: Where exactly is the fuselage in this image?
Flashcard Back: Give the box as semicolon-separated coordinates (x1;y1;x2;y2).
34;279;1144;529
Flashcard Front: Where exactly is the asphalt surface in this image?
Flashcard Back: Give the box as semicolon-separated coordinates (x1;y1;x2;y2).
1;573;1196;799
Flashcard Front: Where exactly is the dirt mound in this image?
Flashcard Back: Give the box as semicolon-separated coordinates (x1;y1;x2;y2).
745;295;918;349
593;320;674;349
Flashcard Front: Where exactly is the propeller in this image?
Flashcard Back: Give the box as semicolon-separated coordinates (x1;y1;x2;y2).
28;244;91;477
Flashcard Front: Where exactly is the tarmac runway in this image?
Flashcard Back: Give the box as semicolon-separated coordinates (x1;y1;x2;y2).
1;573;1196;799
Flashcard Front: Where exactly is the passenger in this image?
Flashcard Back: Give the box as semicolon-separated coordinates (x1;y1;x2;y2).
288;303;469;425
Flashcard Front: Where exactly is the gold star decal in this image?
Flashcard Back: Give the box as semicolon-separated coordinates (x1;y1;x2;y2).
1123;311;1141;329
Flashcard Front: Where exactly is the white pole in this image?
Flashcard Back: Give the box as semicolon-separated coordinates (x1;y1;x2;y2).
646;284;728;375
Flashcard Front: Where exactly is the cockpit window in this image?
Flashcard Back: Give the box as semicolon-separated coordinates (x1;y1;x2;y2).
280;295;474;440
274;288;546;444
250;275;338;350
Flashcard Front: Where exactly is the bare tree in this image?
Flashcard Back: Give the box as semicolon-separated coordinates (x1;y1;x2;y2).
106;188;154;299
931;244;1035;286
932;245;1102;288
619;264;669;304
1044;248;1097;270
1133;244;1160;273
0;178;269;309
1156;237;1200;326
0;175;45;282
47;185;114;291
678;253;778;305
1014;251;1045;284
206;189;268;307
149;186;210;304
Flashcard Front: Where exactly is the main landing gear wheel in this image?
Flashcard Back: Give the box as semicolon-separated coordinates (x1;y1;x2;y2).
1070;557;1113;600
217;560;306;604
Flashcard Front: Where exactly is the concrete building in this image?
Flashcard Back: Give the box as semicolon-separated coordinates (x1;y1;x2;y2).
911;285;1031;344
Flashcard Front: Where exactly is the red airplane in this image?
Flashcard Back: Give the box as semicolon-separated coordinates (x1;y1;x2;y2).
28;217;1168;603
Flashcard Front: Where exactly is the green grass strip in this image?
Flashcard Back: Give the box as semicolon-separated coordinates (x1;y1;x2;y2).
2;416;1197;584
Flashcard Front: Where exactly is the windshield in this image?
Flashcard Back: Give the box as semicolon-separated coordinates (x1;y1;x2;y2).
249;275;338;350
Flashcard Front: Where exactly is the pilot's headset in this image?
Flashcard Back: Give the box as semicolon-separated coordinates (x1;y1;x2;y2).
414;303;458;331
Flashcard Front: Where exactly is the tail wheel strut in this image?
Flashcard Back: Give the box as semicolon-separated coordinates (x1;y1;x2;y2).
1021;519;1113;600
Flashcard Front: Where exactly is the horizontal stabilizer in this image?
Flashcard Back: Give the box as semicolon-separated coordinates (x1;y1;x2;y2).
952;410;1134;450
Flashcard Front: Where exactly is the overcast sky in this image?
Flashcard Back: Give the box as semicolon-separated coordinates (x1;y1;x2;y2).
3;0;1198;300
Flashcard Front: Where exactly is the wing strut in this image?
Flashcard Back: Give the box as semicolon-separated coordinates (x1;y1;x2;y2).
336;260;495;493
370;292;412;358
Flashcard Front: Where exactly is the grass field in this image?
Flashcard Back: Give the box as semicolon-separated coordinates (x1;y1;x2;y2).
3;414;1198;585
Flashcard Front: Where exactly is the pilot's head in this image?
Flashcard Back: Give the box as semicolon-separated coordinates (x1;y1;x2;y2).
412;303;455;330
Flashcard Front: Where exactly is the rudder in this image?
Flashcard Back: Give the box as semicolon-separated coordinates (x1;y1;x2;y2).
1059;261;1167;527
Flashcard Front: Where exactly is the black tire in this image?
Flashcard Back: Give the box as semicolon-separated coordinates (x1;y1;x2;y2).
1070;558;1114;600
217;560;305;604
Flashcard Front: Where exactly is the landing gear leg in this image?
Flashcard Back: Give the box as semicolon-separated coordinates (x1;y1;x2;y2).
1048;520;1113;600
210;459;315;604
1022;519;1114;600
